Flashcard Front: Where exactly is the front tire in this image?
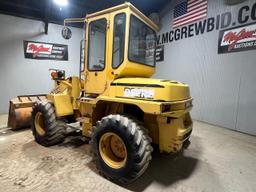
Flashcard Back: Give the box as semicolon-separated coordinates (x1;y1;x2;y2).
31;101;66;146
90;114;153;184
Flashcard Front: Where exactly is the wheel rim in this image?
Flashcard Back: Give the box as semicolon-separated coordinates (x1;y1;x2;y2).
99;132;127;169
34;112;45;136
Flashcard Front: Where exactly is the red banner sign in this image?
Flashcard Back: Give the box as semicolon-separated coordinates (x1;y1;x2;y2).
23;41;68;60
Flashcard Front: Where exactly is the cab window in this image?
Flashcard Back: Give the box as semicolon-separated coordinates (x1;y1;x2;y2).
128;15;156;67
112;13;126;69
88;19;107;71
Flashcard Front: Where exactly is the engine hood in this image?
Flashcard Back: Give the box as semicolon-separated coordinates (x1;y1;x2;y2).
109;78;191;101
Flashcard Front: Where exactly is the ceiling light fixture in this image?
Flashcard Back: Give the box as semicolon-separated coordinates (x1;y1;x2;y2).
53;0;68;7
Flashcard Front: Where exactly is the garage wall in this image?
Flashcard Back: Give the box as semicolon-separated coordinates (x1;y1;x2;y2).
155;0;256;135
0;14;83;114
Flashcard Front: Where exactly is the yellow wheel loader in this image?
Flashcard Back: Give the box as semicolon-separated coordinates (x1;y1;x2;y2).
8;3;193;183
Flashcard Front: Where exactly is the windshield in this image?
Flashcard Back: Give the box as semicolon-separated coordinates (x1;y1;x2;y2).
128;15;156;67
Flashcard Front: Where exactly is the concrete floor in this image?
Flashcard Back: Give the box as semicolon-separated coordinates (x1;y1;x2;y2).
0;114;255;192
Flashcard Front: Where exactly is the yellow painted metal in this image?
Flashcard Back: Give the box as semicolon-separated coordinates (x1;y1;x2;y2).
99;132;127;169
71;77;81;98
64;18;86;26
71;76;81;109
47;76;82;116
95;95;192;117
34;112;45;136
84;13;110;94
28;3;193;154
7;3;193;155
86;3;158;30
97;96;161;114
48;94;73;117
83;3;157;94
107;78;190;101
144;114;159;144
158;113;192;153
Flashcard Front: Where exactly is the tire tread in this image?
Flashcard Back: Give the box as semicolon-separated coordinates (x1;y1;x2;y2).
90;114;152;184
31;101;65;147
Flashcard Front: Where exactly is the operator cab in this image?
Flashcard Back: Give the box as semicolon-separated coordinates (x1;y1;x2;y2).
87;12;156;72
83;3;158;94
61;3;158;94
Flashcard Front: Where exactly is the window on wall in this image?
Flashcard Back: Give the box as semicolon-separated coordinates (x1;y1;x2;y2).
88;19;107;71
129;15;156;67
112;13;126;69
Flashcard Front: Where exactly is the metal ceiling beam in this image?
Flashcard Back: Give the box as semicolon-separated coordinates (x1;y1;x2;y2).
0;1;41;12
69;0;98;13
44;0;50;34
0;0;169;28
0;0;43;22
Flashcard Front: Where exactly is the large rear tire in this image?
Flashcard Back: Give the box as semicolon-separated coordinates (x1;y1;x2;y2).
90;114;153;184
31;101;66;146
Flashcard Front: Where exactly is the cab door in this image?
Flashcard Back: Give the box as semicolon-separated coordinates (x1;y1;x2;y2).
85;16;109;94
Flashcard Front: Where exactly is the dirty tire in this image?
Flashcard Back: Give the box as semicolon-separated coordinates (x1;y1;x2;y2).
90;114;153;184
31;101;66;147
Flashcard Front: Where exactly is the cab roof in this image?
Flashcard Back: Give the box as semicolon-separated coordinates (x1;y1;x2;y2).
85;2;159;31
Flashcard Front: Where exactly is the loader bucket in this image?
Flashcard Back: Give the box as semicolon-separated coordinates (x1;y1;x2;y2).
8;95;46;130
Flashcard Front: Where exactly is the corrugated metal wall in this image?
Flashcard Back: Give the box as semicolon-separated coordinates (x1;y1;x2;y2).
155;0;256;135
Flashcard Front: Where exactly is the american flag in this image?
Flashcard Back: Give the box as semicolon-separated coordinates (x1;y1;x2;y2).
173;0;208;28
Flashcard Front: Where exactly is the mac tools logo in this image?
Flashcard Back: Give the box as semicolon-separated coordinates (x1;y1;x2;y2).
26;42;52;57
23;41;68;60
218;22;256;54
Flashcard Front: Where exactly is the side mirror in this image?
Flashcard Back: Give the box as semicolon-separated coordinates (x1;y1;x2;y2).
61;27;72;39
